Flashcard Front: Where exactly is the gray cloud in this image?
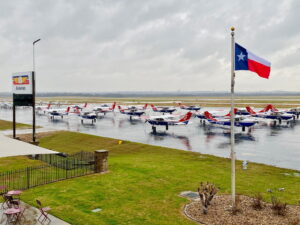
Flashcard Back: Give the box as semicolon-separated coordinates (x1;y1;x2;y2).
0;0;299;92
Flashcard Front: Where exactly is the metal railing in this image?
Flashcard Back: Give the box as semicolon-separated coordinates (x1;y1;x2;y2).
0;152;95;193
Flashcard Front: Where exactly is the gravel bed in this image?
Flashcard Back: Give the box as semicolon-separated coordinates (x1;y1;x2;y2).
184;195;300;225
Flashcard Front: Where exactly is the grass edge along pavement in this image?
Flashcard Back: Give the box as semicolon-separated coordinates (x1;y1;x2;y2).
0;119;32;130
13;131;300;225
0;120;45;172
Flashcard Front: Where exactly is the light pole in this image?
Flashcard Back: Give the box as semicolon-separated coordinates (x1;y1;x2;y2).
33;39;41;71
32;38;41;143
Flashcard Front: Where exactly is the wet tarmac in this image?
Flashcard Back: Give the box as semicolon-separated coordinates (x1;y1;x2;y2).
1;107;300;171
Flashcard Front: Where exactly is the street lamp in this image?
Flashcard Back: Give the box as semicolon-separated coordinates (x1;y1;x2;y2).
33;38;41;71
32;38;41;143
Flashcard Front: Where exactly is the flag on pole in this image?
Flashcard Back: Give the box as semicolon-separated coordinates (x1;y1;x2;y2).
235;43;271;79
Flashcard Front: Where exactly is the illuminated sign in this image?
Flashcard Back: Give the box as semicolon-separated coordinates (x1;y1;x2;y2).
12;71;33;94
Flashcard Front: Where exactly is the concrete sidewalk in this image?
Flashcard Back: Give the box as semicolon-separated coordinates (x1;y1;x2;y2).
0;201;70;225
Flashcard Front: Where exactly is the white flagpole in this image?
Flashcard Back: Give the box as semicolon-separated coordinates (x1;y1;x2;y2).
230;27;236;207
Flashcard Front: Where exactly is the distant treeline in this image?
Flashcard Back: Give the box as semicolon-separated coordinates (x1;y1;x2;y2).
1;91;300;98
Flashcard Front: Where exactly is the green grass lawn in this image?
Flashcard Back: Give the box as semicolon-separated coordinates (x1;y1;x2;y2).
0;156;45;173
0;119;32;130
15;131;300;225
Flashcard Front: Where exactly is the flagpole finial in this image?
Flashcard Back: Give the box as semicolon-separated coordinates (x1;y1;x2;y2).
231;27;235;31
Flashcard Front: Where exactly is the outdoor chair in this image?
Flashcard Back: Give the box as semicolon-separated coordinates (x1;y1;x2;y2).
36;199;51;224
1;194;9;210
6;195;20;209
1;194;19;209
17;206;26;221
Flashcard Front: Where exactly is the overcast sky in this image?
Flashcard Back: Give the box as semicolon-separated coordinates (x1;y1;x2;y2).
0;0;299;93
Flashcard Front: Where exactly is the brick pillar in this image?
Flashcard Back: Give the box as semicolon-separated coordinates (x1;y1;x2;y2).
94;150;109;173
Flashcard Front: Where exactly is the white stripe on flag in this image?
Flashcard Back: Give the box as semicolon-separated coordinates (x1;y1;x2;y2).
247;51;271;67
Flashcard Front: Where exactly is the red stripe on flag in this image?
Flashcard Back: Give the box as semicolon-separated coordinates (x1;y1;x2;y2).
248;59;271;79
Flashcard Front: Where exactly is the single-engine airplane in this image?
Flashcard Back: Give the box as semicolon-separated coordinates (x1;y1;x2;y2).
151;104;176;114
93;102;116;115
36;104;51;115
146;111;193;133
118;106;145;120
203;111;256;131
178;103;201;111
47;107;70;120
246;105;294;124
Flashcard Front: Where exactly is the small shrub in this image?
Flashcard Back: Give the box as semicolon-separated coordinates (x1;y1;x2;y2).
252;193;264;210
271;196;287;216
197;182;219;214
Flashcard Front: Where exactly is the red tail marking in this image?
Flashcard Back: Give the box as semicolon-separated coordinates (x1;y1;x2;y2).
178;112;193;122
143;104;148;109
259;104;276;113
246;106;256;115
75;108;80;114
47;104;51;109
83;103;87;108
225;108;238;117
151;104;158;111
204;111;218;121
118;105;124;112
66;107;70;113
111;102;116;110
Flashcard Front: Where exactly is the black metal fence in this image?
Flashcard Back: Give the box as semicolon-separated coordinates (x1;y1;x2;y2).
0;152;95;193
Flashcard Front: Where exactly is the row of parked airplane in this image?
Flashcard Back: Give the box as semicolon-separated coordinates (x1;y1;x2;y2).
1;101;300;133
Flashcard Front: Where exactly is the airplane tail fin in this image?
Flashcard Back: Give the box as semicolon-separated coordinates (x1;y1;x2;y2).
151;104;157;111
224;108;238;117
75;107;80;114
118;105;124;112
66;107;70;113
246;106;256;115
83;102;87;108
259;104;277;113
111;102;116;111
143;104;148;110
204;111;218;121
178;112;193;122
47;104;51;109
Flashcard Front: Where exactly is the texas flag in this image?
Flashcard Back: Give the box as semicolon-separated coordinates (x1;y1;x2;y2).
235;43;271;79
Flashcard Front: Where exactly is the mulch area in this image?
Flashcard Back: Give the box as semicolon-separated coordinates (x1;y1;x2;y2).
184;195;300;225
12;132;56;143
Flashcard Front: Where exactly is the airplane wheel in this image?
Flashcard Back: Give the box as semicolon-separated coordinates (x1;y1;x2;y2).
152;126;157;134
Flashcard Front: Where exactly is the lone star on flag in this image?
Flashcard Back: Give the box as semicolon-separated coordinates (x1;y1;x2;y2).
237;52;246;61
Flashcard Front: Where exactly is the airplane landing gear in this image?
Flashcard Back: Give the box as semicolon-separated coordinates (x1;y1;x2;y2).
152;126;157;134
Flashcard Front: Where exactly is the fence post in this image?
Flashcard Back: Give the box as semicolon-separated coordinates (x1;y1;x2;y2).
65;160;68;179
27;167;30;189
94;150;109;173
